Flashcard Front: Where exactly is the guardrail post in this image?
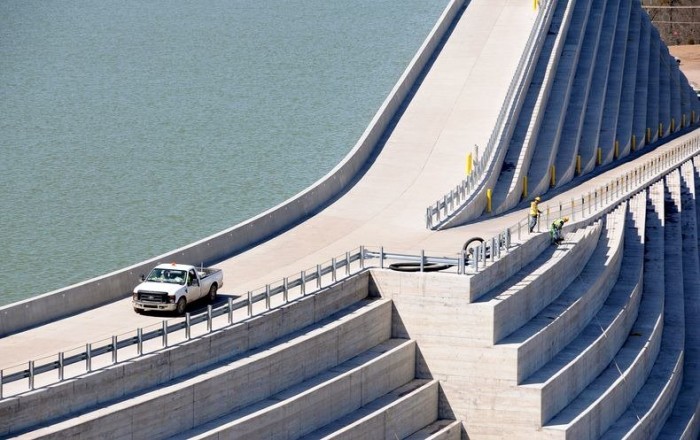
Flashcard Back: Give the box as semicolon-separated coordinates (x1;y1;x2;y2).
207;305;213;332
360;246;366;269
266;285;271;309
480;241;486;268
112;336;118;363
283;277;289;302
345;252;350;275
0;370;3;399
29;361;34;390
247;291;253;316
86;343;92;372
491;237;497;261
420;250;425;272
161;322;168;347
380;246;384;269
59;352;65;381
300;271;306;296
426;208;432;229
137;329;143;356
459;249;465;275
186;313;191;339
332;259;337;282
316;265;322;289
226;297;233;323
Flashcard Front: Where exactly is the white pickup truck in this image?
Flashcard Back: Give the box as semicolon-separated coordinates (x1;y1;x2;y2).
132;263;224;315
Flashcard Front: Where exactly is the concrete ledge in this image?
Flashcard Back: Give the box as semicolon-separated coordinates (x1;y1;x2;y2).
405;420;462;440
544;180;667;439
309;379;439;439
485;224;601;344
0;273;373;437
499;205;626;383
182;339;416;439
524;195;646;424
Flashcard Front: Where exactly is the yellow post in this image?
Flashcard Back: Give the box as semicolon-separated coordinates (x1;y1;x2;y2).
533;0;538;10
466;153;473;175
550;165;556;187
631;134;636;151
614;140;619;159
597;147;602;165
576;155;581;175
486;189;492;213
522;176;528;198
659;122;663;138
646;127;651;143
682;114;686;128
671;118;675;133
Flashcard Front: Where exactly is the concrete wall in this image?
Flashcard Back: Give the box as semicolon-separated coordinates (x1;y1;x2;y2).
0;0;467;338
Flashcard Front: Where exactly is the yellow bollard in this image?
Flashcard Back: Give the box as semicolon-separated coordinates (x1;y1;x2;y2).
576;155;581;175
522;176;528;198
533;0;538;10
614;140;619;159
646;127;651;143
550;165;556;187
659;122;663;138
466;153;473;175
682;114;686;128
671;118;675;133
486;189;492;213
631;134;636;151
597;147;602;166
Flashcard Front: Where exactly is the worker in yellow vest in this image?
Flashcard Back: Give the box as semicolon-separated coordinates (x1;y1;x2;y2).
529;196;542;233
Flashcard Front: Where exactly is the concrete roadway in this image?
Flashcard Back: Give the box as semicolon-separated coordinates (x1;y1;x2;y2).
0;0;691;373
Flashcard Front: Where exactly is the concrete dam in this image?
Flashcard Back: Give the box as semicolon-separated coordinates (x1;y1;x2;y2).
1;0;700;438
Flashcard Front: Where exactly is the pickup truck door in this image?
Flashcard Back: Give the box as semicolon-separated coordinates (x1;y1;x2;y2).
186;269;203;300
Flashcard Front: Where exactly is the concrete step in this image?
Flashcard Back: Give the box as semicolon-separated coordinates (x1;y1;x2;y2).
300;379;439;439
0;271;376;437
404;419;462;440
497;205;627;384
541;180;666;439
613;1;640;158
657;161;700;439
13;298;393;439
578;0;623;174
471;224;601;346
172;338;417;439
526;0;592;198
600;171;687;438
554;0;608;187
519;192;646;425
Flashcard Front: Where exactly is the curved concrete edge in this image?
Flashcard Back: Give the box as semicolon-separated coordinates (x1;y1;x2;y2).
0;0;466;338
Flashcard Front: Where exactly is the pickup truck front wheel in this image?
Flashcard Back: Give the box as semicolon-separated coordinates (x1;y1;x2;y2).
176;297;187;316
208;284;218;303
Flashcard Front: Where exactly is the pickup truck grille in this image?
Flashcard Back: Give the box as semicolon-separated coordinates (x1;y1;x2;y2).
137;291;169;303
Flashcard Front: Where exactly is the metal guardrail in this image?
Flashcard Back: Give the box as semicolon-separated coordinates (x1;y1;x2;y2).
426;0;555;230
2;130;698;399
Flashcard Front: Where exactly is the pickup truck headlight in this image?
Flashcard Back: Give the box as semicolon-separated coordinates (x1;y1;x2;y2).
133;291;138;300
168;295;175;304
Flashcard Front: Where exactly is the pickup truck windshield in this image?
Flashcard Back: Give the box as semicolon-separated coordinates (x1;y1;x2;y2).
146;268;187;285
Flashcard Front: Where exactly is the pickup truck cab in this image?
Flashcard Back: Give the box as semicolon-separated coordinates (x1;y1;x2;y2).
132;263;224;315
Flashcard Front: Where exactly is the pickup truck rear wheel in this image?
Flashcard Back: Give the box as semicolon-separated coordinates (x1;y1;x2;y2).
208;284;218;303
176;297;187;316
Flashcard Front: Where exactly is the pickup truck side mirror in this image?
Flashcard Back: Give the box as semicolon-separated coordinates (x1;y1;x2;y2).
139;274;145;282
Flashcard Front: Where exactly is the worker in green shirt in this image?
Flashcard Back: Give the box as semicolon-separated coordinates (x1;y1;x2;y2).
550;216;569;245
